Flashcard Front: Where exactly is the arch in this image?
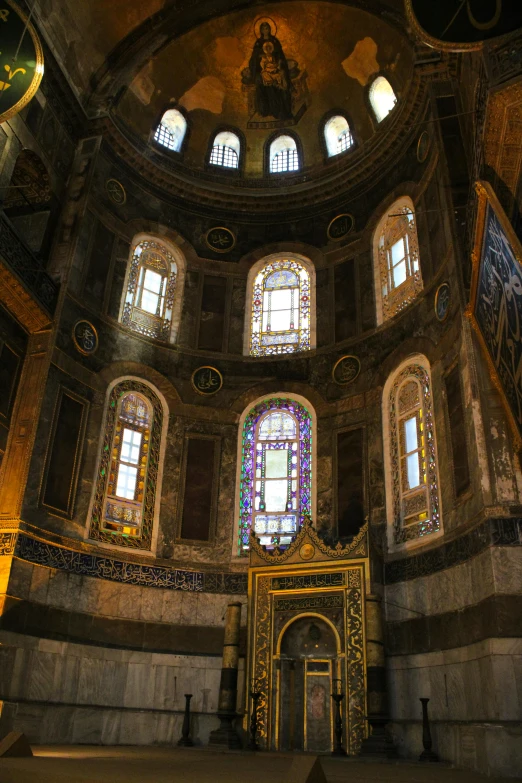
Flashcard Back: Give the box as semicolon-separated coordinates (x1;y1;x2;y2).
244;253;316;356
234;392;316;556
324;114;353;157
153;107;187;152
276;613;342;656
372;195;422;325
382;354;442;552
209;129;241;169
119;233;186;343
268;133;300;174
86;376;169;554
369;75;397;123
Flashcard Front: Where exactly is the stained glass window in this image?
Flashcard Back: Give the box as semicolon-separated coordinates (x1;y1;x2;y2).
88;381;164;551
153;108;187;152
374;197;422;324
369;76;397;123
324;115;353;157
209;130;240;169
121;239;178;341
387;362;441;546
238;398;312;554
269;135;300;173
250;259;311;356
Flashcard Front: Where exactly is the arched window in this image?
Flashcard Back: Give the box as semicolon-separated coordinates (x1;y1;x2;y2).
249;257;312;356
269;135;300;173
153;108;187;152
121;238;183;342
384;358;441;550
324;115;353;157
369;76;397;123
88;380;165;552
209;130;240;169
373;197;422;324
238;397;312;554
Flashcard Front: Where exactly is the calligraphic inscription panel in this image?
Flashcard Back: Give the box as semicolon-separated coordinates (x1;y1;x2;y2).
271;572;344;591
274;594;343;611
474;203;522;435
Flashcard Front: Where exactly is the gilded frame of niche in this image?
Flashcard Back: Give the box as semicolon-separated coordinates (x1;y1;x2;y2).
246;559;368;755
39;386;90;519
467;180;522;451
175;432;221;546
88;380;163;551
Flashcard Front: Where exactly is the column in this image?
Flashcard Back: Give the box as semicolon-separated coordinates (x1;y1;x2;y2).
208;601;242;749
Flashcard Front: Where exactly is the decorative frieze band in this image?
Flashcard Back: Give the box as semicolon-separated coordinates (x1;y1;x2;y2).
3;533;247;594
274;594;343;611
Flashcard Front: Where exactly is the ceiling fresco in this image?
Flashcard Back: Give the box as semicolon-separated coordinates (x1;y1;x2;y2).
116;1;413;176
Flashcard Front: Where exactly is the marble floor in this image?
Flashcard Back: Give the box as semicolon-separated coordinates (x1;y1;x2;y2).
0;747;521;783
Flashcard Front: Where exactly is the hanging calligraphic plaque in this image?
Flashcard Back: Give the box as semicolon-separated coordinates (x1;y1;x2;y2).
327;213;355;242
435;282;451;322
105;179;126;205
469;181;522;446
72;320;98;356
205;227;236;253
0;1;44;123
332;355;360;386
191;366;223;396
405;0;522;51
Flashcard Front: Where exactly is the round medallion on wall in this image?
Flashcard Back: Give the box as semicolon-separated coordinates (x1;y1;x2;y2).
416;131;431;163
332;355;360;386
72;320;98;356
299;543;315;561
105;179;127;205
205;227;236;253
191;366;223;396
434;282;451;322
327;213;355;242
0;1;44;124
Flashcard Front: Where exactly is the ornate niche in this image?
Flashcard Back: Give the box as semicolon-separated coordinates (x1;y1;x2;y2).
247;518;369;754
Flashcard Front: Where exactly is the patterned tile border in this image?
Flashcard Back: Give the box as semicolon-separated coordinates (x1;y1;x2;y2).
0;533;247;594
385;517;522;584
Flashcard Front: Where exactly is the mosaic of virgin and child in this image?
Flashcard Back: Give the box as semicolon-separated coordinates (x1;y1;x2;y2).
242;19;308;126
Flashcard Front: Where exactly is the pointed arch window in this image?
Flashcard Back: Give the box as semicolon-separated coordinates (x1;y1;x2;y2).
385;359;441;548
88;380;164;551
238;397;312;554
374;197;422;324
250;258;311;356
369;76;397;123
209;130;240;169
324;115;353;157
153;108;187;152
121;239;179;341
269;134;300;173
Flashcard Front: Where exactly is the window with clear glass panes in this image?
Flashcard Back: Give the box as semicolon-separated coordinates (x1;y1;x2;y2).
238;398;312;554
369;76;397;123
153;108;187;152
324;115;354;157
250;259;311;356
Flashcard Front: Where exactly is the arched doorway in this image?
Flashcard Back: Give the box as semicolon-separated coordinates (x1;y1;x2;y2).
278;616;339;752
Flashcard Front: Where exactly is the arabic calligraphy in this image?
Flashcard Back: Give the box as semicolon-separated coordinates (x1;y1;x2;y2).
191;366;223;396
205;226;236;253
274;594;343;611
327;213;354;241
407;0;522;47
332;355;360;386
72;320;98;355
475;202;522;433
0;2;44;123
435;282;451;321
271;572;344;591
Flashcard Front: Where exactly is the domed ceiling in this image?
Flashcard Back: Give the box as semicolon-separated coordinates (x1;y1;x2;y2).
115;1;414;176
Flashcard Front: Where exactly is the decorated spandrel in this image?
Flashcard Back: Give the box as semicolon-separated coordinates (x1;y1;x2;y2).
0;1;44;123
470;182;522;443
239;397;312;553
251;259;311;356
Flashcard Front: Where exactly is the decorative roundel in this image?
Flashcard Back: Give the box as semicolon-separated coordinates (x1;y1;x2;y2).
72;320;98;356
417;131;431;163
0;0;44;124
191;366;223;396
435;282;451;322
300;543;315;561
332;355;361;386
327;213;355;242
105;178;127;205
205;226;236;253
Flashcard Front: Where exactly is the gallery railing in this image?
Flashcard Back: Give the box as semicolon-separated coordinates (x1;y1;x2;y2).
0;210;59;316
